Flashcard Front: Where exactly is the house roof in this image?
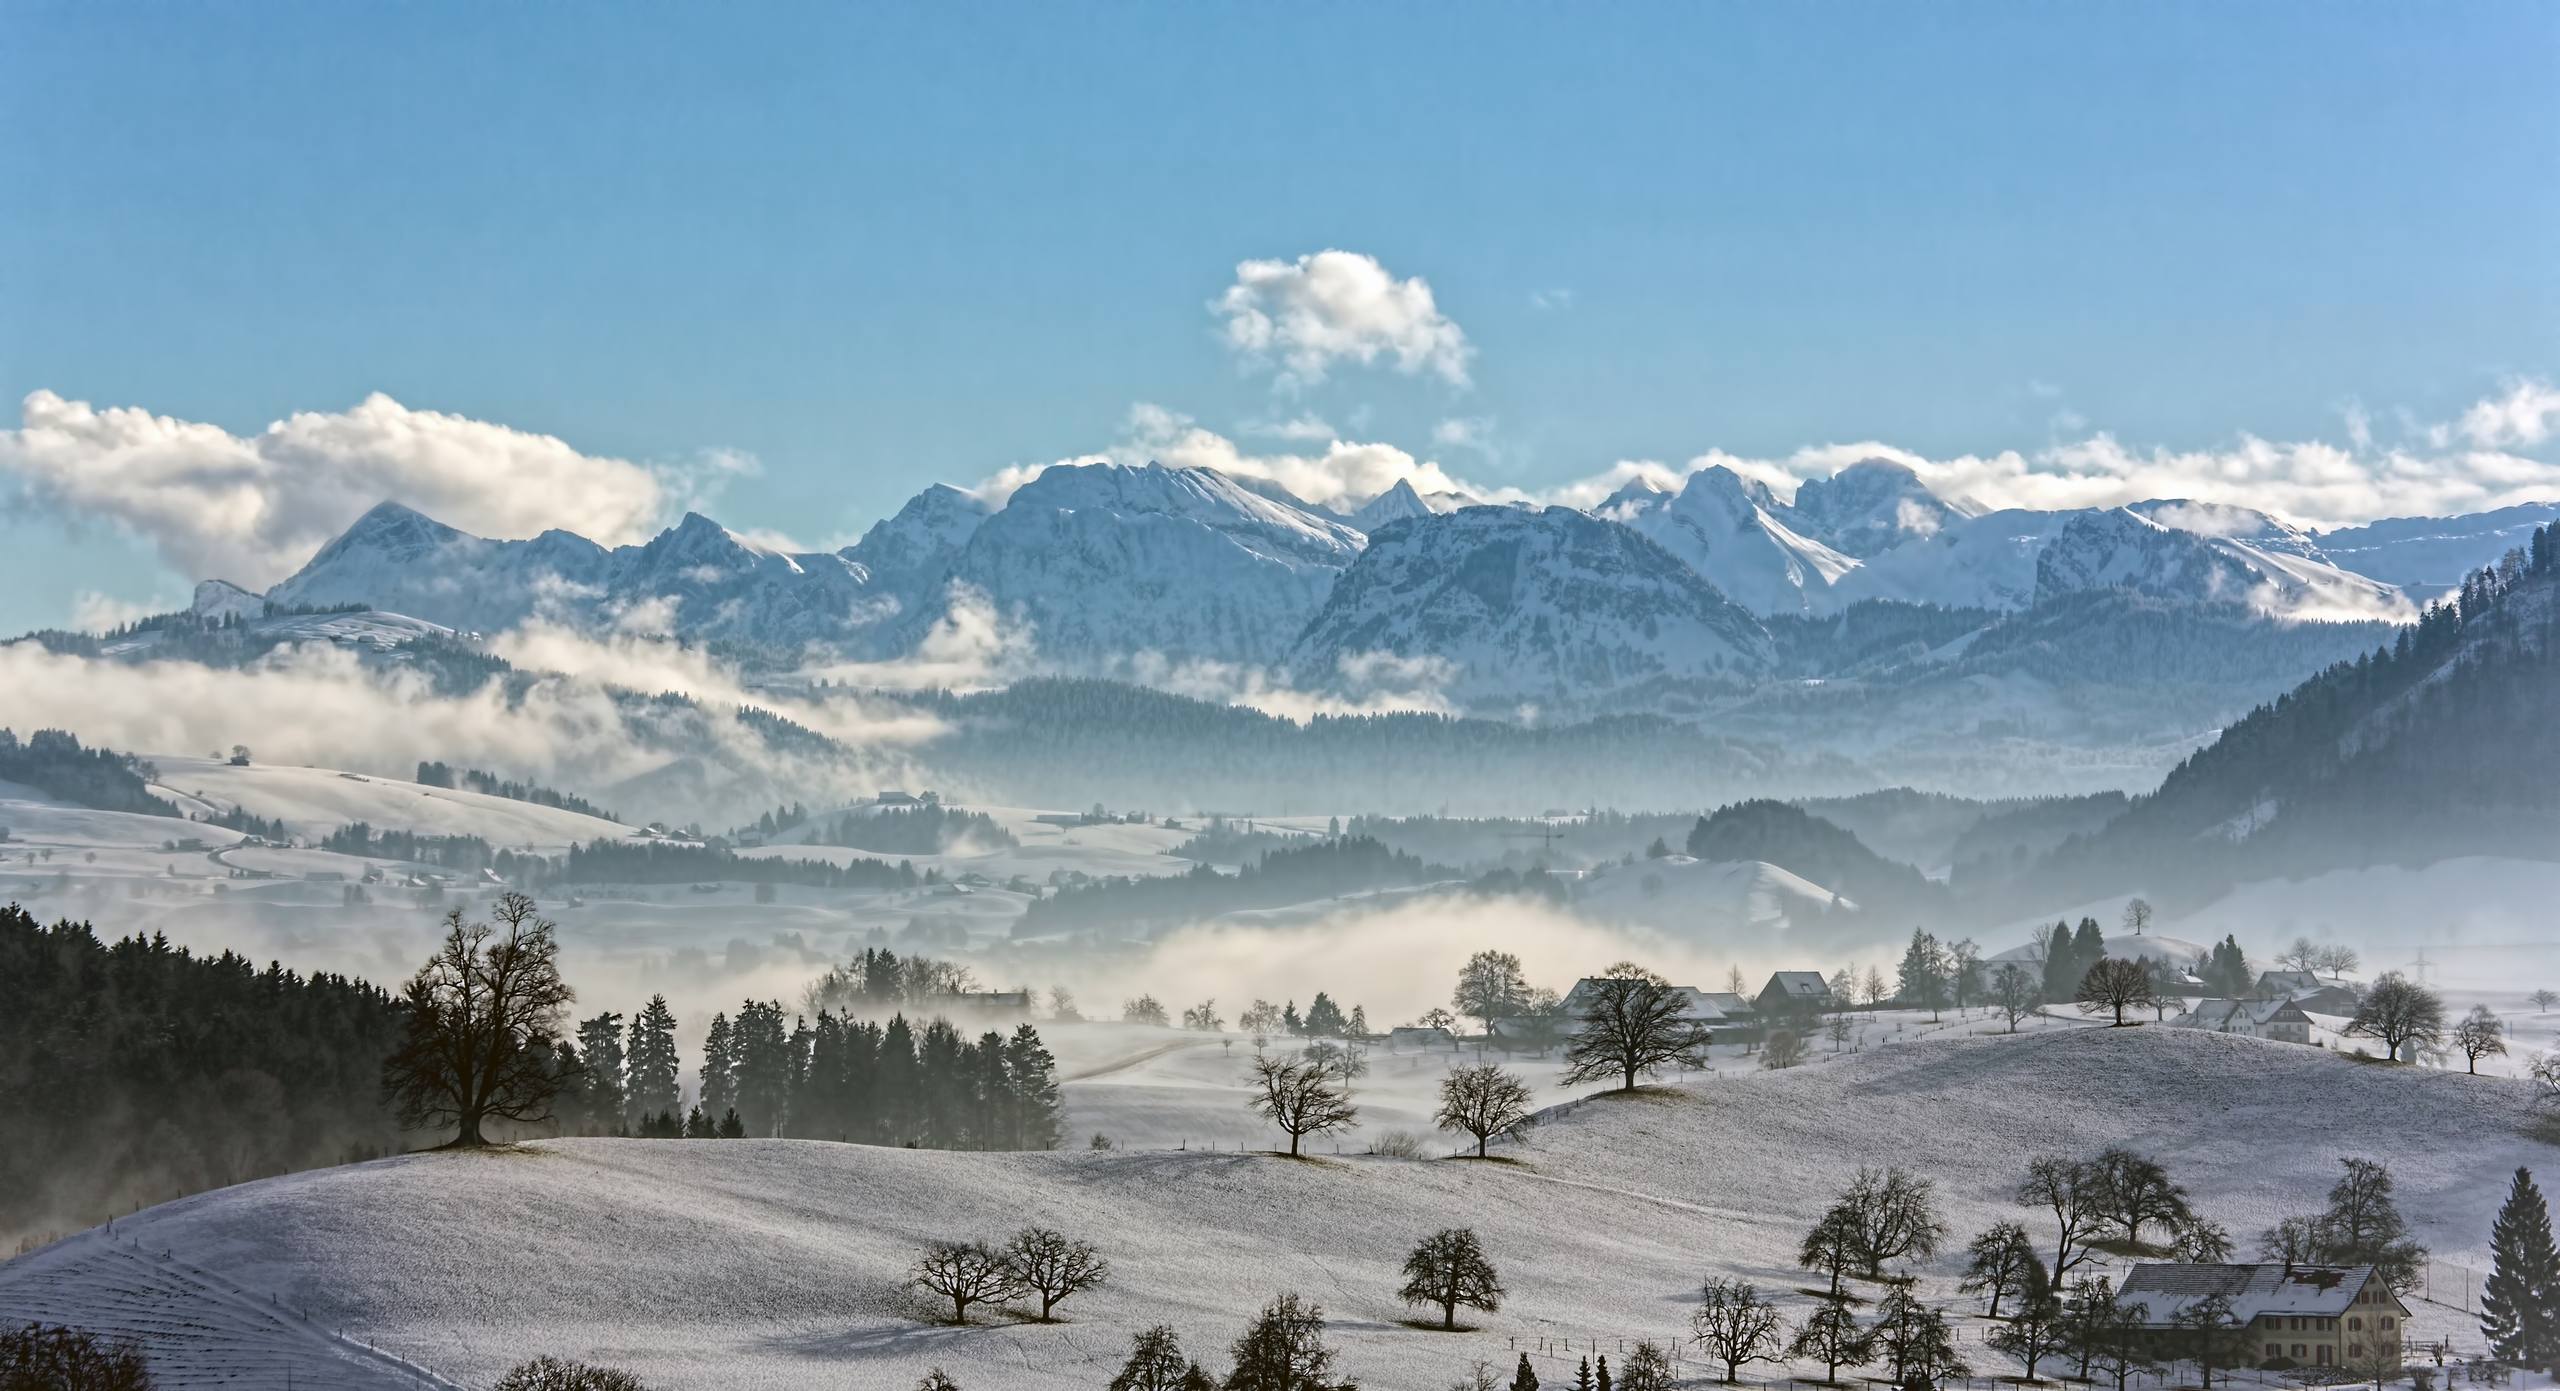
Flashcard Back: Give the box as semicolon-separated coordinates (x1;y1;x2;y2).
1695;991;1754;1016
2118;1265;2382;1325
2255;970;2322;996
1760;971;1832;999
1561;978;1725;1023
2173;997;2309;1031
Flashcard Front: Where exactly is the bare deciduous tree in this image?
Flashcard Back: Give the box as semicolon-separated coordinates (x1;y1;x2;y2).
1994;964;2038;1032
1561;966;1710;1092
1435;1064;1535;1158
1691;1277;1786;1383
2018;1155;2103;1276
382;893;577;1147
1762;1029;1808;1070
2075;959;2157;1027
1003;1226;1107;1321
1452;950;1530;1035
1246;1052;1358;1157
2347;973;2446;1062
1835;1167;1947;1279
2453;1005;2507;1074
910;1240;1022;1324
1398;1228;1503;1330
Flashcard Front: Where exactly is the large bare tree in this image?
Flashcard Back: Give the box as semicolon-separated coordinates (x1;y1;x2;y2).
1434;1063;1535;1158
2075;959;2157;1027
1562;965;1710;1092
2348;973;2447;1062
382;892;577;1147
1246;1052;1358;1157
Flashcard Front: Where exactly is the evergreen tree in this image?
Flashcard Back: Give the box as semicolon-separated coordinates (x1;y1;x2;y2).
2039;923;2079;1003
624;994;682;1128
2482;1167;2559;1372
1002;1024;1065;1150
1511;1353;1540;1391
683;1103;712;1138
575;1011;626;1134
716;1106;746;1138
1302;992;1350;1037
1573;1356;1593;1391
731;1000;792;1136
1897;930;1951;1019
699;1012;738;1118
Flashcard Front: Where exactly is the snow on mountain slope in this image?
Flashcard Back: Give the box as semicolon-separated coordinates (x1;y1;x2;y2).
2312;501;2560;592
841;485;992;599
145;755;629;848
2033;508;2275;607
2;1028;2523;1390
266;501;882;648
1608;467;1859;616
1828;508;2076;611
1291;505;1774;712
1783;458;1979;558
939;461;1364;667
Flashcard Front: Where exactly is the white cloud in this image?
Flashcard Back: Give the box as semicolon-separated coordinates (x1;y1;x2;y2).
2459;379;2560;450
1243;414;1339;443
0;390;736;590
68;591;176;633
1431;416;1493;451
1214;250;1473;388
1528;288;1574;312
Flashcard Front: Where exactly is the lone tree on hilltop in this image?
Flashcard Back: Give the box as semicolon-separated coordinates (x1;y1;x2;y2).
2075;959;2156;1027
2346;972;2446;1062
1993;964;2038;1032
1246;1052;1358;1157
2454;1006;2508;1074
1002;1226;1107;1321
1561;963;1710;1092
1690;1278;1786;1384
382;892;577;1147
1399;1227;1504;1330
910;1240;1022;1325
1436;1063;1535;1158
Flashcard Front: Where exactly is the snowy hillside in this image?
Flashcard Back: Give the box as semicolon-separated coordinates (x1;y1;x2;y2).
1291;505;1774;713
1604;467;1860;617
2;1027;2536;1390
145;755;630;849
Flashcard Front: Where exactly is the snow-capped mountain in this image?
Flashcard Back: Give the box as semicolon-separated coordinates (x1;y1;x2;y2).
840;483;989;597
1601;463;2416;621
266;501;879;646
1784;458;1977;557
2309;502;2560;591
1605;466;1859;616
934;461;1365;666
1289;505;1773;711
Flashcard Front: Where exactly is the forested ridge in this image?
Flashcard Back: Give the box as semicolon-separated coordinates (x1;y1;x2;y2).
0;904;406;1246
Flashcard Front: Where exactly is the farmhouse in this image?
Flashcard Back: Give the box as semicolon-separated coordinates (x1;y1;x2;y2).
2170;996;2314;1044
2253;969;2323;1000
2119;1263;2408;1370
1754;971;1834;1017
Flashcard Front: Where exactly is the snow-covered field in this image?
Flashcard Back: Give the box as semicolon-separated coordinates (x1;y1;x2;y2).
4;1026;2544;1391
146;754;632;849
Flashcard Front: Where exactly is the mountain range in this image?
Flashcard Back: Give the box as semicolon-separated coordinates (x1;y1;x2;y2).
210;458;2556;724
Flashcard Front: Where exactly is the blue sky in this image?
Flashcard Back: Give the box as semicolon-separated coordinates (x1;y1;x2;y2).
3;2;2555;631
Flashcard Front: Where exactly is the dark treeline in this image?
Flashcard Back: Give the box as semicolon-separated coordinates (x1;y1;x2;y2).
318;824;558;884
568;981;1062;1151
1014;835;1453;936
0;904;406;1246
563;839;924;890
0;730;173;817
415;761;619;823
804;804;1020;855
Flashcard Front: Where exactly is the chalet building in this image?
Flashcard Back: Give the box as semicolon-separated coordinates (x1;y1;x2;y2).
1385;1025;1458;1052
2253;969;2323;1000
1754;971;1835;1017
2172;997;2314;1044
2119;1263;2408;1370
